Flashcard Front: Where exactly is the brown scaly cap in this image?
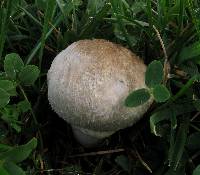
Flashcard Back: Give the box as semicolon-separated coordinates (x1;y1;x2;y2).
47;39;152;138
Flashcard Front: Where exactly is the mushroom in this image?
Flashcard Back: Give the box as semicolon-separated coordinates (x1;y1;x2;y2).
47;39;152;147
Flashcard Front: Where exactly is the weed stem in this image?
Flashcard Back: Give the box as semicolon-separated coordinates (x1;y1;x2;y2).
18;84;44;150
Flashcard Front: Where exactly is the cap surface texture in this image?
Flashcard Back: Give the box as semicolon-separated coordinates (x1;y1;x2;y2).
48;39;152;138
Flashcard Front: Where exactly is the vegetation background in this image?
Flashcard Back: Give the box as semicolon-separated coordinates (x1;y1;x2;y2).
0;0;200;174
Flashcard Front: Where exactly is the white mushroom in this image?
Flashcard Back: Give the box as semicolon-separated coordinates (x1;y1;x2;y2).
47;39;152;147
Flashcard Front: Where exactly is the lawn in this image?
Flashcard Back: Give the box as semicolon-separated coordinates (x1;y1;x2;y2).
0;0;200;174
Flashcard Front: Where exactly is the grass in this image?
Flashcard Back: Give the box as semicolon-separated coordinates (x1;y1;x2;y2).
0;0;200;174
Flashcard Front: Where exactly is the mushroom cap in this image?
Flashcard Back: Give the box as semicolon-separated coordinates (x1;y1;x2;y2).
48;39;152;138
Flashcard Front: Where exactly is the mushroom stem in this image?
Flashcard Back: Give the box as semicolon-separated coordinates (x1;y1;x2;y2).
71;126;102;147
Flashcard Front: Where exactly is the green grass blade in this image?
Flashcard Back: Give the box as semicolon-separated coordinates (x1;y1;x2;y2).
39;0;56;70
171;74;200;101
193;165;200;175
146;0;153;29
177;41;200;63
169;115;189;170
79;2;110;38
25;14;63;65
18;5;42;27
178;0;185;32
0;0;13;61
188;0;200;39
168;109;177;167
110;0;134;49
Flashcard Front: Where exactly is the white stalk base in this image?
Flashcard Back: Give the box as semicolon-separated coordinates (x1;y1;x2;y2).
72;126;103;147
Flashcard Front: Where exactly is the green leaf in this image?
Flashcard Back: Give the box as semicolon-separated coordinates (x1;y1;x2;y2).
0;88;10;107
87;0;107;16
19;65;40;85
9;122;21;133
115;155;129;172
169;116;189;170
145;60;163;88
193;165;200;175
0;80;17;96
125;88;150;107
38;0;56;71
3;161;25;175
0;124;8;142
150;108;172;137
0;166;9;175
4;53;24;80
153;85;170;103
0;137;37;163
56;0;71;17
187;132;200;151
180;61;199;77
164;166;186;175
114;24;137;46
17;100;31;113
131;1;146;15
170;108;177;130
73;0;83;6
178;42;200;64
0;144;12;153
150;102;195;136
35;0;46;10
1;105;21;133
0;72;7;80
